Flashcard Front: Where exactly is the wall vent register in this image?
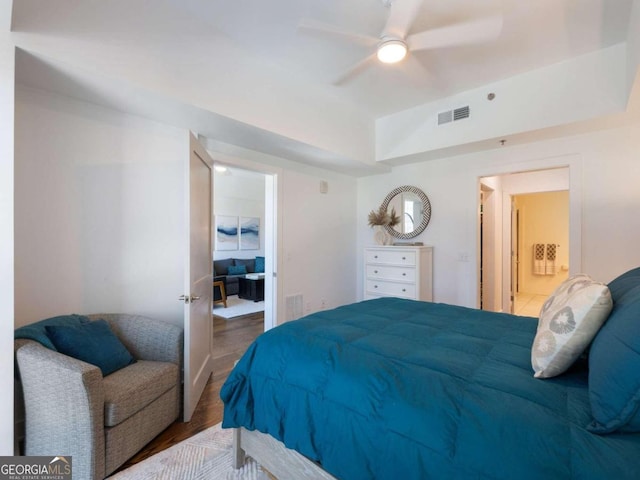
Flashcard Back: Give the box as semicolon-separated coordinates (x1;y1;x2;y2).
438;105;470;125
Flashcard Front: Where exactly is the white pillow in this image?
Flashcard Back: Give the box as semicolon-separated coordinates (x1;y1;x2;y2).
531;274;612;378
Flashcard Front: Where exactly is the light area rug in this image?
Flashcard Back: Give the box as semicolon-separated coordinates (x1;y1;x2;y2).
109;423;269;480
214;296;264;319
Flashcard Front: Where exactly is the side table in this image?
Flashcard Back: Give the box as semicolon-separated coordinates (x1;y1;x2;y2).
238;276;265;302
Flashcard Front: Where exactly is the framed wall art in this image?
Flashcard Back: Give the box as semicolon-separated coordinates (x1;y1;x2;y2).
215;215;238;251
240;217;260;250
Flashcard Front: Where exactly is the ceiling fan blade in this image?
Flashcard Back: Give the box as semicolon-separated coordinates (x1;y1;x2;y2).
382;0;424;39
298;19;379;47
333;54;377;85
407;14;503;51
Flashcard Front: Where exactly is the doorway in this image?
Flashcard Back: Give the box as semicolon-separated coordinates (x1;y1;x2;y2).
211;165;275;331
479;167;572;315
511;191;569;315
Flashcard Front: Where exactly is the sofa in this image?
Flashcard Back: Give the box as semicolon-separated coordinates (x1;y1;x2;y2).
15;313;183;480
214;257;264;296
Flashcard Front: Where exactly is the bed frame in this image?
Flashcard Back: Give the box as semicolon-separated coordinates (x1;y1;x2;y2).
233;427;337;479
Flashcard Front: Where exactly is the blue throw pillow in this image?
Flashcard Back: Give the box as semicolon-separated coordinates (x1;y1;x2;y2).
45;319;136;376
227;265;247;275
15;314;90;351
588;274;640;433
255;256;265;273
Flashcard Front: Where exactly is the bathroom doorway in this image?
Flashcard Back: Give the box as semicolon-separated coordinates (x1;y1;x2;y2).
510;191;569;316
479;167;572;315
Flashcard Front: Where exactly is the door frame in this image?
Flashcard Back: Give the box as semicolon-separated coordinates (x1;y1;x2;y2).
510;198;519;313
479;184;497;311
204;144;283;330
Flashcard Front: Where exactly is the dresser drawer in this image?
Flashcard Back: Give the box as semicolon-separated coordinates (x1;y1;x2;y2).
365;249;416;266
365;280;416;299
366;264;416;282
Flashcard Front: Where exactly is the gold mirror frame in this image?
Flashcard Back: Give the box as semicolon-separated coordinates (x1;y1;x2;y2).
381;185;432;239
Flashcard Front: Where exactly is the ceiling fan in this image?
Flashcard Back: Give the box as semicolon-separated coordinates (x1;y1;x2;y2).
298;0;503;85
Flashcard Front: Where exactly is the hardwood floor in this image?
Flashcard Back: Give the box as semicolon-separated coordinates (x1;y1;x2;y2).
118;310;264;471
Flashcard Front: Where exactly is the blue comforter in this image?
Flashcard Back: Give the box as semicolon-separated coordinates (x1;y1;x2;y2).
221;297;640;479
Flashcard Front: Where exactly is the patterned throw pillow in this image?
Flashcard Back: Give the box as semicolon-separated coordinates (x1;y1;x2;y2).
531;274;612;378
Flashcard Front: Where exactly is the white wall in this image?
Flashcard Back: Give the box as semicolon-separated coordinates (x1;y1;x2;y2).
0;0;15;454
627;0;640;97
12;15;375;169
358;121;640;307
213;170;265;260
14;82;359;333
14;86;188;328
377;45;627;162
281;169;357;315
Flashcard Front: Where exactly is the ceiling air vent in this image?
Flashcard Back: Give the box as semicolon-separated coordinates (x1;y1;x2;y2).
437;106;470;125
453;105;470;121
437;110;452;125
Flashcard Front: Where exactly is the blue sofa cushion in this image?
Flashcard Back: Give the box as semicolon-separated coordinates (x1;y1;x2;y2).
588;267;640;433
213;258;234;276
45;319;136;376
14;314;90;351
234;258;255;273
228;265;247;276
255;256;265;273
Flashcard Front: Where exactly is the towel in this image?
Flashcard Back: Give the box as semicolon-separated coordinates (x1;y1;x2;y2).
546;244;558;275
534;244;546;275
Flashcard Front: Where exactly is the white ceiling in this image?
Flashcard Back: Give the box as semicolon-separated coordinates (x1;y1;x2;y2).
10;0;637;173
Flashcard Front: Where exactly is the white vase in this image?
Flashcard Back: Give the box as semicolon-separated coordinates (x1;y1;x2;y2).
373;225;391;245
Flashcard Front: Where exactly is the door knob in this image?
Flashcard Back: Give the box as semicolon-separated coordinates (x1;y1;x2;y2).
178;295;201;304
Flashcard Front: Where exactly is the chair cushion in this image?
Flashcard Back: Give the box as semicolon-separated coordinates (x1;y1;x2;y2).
255;256;265;273
14;314;90;351
531;274;612;378
45;319;135;376
103;360;179;427
588;268;640;433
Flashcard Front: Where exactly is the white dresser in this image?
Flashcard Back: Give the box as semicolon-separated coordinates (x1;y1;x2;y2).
364;246;433;301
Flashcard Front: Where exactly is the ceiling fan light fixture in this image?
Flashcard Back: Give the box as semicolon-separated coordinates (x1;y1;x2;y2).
377;39;407;64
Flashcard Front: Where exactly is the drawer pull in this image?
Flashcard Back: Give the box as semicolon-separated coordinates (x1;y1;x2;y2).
374;270;378;274
402;288;406;292
374;285;378;289
374;255;378;259
402;273;406;276
402;256;406;260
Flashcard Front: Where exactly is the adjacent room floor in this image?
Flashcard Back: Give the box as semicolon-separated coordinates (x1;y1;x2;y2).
514;292;547;317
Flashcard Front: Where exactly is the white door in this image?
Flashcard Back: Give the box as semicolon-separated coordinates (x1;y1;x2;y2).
182;133;214;421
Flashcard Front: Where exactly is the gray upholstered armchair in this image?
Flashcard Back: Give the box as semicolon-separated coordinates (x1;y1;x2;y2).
15;314;183;480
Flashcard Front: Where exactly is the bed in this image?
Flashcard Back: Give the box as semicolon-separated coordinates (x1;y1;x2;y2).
221;269;640;479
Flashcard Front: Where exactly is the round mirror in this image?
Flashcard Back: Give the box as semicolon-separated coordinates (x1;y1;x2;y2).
381;186;432;239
